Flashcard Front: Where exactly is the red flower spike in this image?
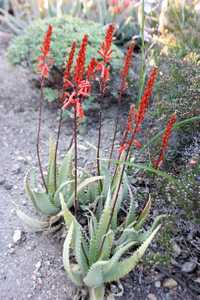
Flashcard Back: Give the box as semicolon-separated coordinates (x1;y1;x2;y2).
86;58;97;81
154;113;177;169
98;24;115;64
97;63;110;81
78;80;91;97
136;67;158;130
41;24;52;57
127;104;136;132
74;35;88;86
37;24;53;78
120;43;134;94
76;100;85;119
63;41;76;89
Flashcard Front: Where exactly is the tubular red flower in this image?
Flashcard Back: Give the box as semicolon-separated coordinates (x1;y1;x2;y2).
41;24;52;57
74;35;88;86
98;24;115;64
154;113;177;169
77;80;91;97
76;100;84;119
127;104;136;132
120;43;134;94
37;24;53;78
63;41;76;89
86;58;97;81
136;67;158;130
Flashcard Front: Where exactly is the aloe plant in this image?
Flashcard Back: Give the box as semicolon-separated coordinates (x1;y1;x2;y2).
17;139;104;232
61;185;163;300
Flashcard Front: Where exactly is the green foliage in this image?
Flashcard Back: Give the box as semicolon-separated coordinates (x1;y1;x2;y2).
7;15;123;70
158;1;200;58
61;187;163;300
43;87;58;102
156;56;200;120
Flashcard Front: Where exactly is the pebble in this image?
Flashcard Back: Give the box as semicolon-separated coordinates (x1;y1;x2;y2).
147;293;157;300
181;261;197;273
12;165;21;175
13;229;22;244
155;280;161;288
0;178;6;185
163;278;178;289
4;183;13;190
172;242;181;258
35;261;42;272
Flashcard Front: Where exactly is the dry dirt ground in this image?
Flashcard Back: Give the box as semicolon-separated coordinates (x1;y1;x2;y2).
0;34;199;300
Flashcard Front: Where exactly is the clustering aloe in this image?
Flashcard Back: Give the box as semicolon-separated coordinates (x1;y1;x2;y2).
16;23;177;299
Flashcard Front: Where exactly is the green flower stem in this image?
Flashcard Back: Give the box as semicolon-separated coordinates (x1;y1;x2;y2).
54;109;63;192
74;105;78;216
36;79;48;193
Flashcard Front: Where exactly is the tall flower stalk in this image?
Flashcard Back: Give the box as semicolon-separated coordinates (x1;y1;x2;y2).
154;113;177;169
96;24;115;190
36;24;53;193
108;43;134;168
54;41;77;192
99;66;158;257
61;35;90;215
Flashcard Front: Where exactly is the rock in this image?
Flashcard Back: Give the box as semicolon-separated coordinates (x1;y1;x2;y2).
0;178;6;185
155;280;161;288
12;165;21;175
163;278;178;289
4;183;13;190
14;106;25;113
13;229;22;244
181;261;197;273
147;293;157;300
172;242;181;258
35;261;42;272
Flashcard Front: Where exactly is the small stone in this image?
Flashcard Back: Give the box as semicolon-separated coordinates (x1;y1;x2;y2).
194;278;200;284
181;261;197;273
4;183;13;190
13;229;22;244
155;280;161;288
8;243;14;249
172;242;181;258
12;165;21;175
14;106;25;113
35;261;42;272
0;178;6;185
147;293;157;300
8;248;15;254
163;278;178;289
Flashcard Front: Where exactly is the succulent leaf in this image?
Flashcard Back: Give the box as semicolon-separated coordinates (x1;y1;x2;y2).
61;194;89;274
125;182;136;227
134;197;152;231
88;205;111;265
63;222;83;286
32;191;60;215
53;180;74;207
16;208;49;232
104;225;161;282
88;286;105;300
58;144;74;187
67;176;104;207
47;138;57;194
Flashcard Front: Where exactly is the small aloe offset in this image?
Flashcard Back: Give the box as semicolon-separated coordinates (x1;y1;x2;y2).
61;188;163;300
17;139;103;232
